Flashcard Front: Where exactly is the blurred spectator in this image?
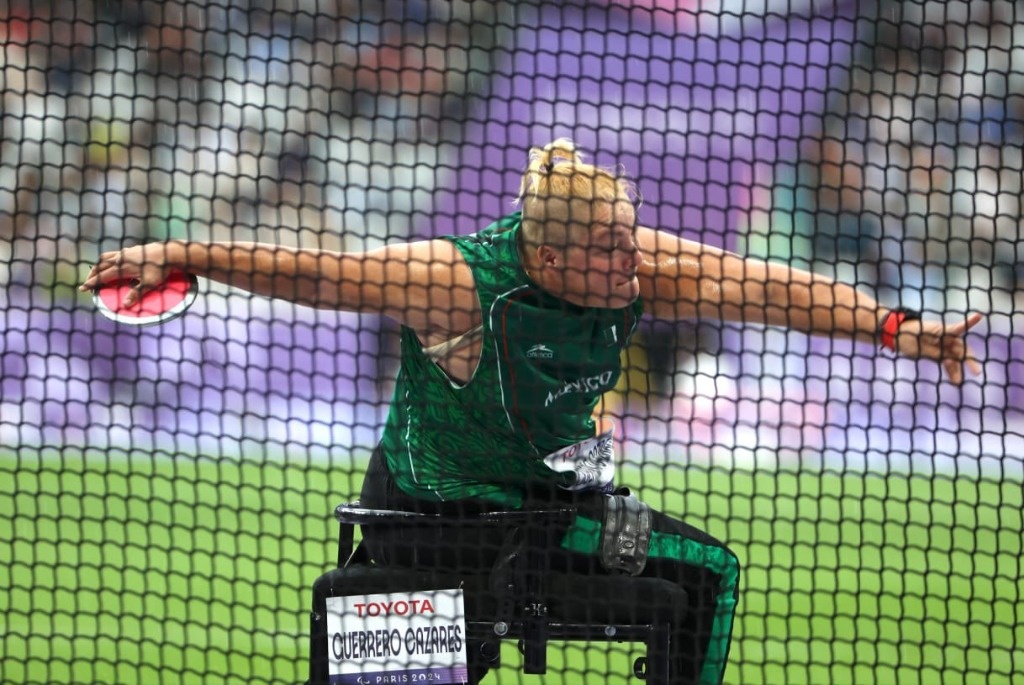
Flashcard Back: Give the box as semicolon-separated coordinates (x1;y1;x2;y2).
1;0;91;286
1;0;510;428
0;0;507;277
792;0;1024;332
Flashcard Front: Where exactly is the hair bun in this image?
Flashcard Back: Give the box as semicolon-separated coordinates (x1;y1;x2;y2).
515;138;636;211
536;138;581;173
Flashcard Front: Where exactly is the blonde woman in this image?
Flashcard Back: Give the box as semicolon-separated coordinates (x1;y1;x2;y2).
82;139;981;684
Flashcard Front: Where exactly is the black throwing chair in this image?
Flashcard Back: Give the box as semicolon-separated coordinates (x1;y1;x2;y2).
308;501;684;684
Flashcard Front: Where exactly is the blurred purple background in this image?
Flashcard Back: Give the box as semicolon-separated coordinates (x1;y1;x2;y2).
428;1;852;246
1;0;1020;477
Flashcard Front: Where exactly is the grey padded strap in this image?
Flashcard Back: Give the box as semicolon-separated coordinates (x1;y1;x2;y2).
599;494;653;576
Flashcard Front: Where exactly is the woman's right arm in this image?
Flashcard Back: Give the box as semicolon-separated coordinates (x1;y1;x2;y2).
79;239;480;334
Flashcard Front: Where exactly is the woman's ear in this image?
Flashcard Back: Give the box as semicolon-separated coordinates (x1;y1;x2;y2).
539;244;561;267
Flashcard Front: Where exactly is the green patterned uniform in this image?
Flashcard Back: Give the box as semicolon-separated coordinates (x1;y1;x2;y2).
379;211;642;506
374;212;740;684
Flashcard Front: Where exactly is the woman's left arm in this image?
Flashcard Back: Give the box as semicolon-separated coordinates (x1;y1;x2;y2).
635;226;983;384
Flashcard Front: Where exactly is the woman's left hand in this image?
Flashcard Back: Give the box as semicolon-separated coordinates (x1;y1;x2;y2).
895;312;984;385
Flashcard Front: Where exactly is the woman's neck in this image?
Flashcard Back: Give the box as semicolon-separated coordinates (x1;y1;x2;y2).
517;229;542;284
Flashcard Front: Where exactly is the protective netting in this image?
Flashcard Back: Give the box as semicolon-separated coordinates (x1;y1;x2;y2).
2;0;1022;683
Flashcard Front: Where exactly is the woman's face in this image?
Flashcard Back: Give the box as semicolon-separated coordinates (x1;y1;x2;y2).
545;199;641;309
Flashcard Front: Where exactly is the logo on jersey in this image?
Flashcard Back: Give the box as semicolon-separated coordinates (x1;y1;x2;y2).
544;371;615;406
526;344;554;359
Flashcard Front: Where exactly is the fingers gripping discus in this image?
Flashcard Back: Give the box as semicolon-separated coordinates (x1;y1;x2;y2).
93;272;199;326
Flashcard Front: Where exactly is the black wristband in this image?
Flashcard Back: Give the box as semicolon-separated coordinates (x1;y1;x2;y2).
880;305;921;325
878;307;922;351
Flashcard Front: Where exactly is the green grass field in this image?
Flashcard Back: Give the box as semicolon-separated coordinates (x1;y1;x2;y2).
2;446;1022;684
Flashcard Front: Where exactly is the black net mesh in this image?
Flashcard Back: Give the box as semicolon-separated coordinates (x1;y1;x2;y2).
2;0;1022;683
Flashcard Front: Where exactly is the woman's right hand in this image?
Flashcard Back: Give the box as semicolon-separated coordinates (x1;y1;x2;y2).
79;242;185;308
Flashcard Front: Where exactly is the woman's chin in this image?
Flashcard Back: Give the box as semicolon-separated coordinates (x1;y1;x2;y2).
614;280;641;304
560;281;639;308
602;283;640;309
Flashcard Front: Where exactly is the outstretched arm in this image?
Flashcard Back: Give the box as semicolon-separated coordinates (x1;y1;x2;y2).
79;239;480;335
635;226;983;383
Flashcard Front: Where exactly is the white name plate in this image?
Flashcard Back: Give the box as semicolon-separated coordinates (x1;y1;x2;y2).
326;588;469;684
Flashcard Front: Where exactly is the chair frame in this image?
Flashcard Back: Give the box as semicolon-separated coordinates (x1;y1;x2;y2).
308;501;672;685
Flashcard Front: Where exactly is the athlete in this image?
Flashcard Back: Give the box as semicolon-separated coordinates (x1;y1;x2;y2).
81;139;982;684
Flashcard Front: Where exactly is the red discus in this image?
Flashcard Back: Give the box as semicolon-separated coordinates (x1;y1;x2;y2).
93;272;199;326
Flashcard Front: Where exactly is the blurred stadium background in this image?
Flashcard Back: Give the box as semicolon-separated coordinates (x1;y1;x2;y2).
1;0;1022;683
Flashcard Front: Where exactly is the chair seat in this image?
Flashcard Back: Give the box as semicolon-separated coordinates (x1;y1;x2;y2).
314;563;686;627
312;564;498;616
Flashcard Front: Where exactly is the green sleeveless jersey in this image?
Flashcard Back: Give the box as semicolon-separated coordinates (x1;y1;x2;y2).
378;212;643;506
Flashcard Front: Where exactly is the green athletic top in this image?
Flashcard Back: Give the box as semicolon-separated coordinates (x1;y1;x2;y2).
378;212;643;506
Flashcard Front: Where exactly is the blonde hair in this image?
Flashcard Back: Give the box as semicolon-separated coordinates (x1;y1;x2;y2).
514;138;637;247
